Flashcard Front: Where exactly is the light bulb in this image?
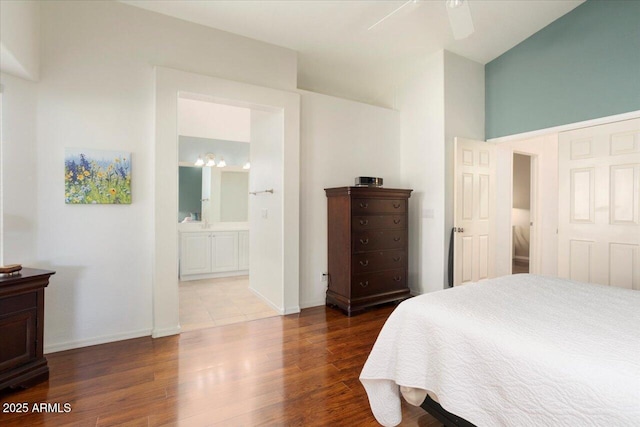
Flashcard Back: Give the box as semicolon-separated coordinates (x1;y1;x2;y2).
194;156;204;167
243;162;251;170
217;158;227;168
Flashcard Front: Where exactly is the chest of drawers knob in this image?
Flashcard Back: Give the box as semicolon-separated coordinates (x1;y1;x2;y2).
393;219;401;224
359;202;369;209
360;238;369;245
359;281;369;288
393;203;401;209
359;260;369;266
359;219;369;226
393;256;401;262
393;236;401;242
393;276;402;282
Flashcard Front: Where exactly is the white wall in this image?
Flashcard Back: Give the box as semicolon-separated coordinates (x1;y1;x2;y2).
0;74;39;265
513;153;531;209
398;51;446;295
178;98;251;142
0;1;40;81
397;50;484;294
496;134;558;276
298;90;402;308
249;110;284;310
12;0;297;352
444;51;485;285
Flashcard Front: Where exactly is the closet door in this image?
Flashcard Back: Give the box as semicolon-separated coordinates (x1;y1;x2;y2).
558;118;640;290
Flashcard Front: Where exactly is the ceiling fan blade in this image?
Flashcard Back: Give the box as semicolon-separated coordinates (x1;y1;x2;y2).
446;1;475;40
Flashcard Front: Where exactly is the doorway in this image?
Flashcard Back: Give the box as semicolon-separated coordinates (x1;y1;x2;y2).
511;153;532;274
152;67;300;338
176;97;280;331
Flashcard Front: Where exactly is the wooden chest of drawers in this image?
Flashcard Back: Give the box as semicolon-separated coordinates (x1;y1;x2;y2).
0;268;55;390
325;187;412;315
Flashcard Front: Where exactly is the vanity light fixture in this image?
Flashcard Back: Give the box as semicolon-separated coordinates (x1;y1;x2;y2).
243;162;251;170
446;0;463;8
195;153;217;167
216;157;227;168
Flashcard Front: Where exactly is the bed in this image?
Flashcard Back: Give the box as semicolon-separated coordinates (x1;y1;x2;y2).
359;274;640;426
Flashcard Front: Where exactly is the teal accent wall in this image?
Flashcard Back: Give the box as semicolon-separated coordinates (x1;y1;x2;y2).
178;166;202;222
486;0;640;139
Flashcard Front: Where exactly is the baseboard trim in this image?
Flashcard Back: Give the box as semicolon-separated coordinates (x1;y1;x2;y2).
44;328;152;354
180;270;249;281
249;286;285;314
300;299;325;309
283;305;301;315
152;325;181;338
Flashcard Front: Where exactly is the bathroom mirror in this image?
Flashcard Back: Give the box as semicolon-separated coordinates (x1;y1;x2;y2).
178;136;250;224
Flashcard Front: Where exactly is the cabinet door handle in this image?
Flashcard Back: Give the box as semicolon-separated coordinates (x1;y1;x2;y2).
393;203;401;209
393;236;401;242
359;281;369;288
393;276;402;282
393;257;401;262
359;238;369;245
359;260;369;267
359;219;369;226
359;202;369;209
393;219;401;224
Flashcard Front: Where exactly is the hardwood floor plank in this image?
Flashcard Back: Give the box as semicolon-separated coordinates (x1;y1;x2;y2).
0;305;441;426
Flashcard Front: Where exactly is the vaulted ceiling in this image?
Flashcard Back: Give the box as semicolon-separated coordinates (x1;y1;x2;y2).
121;0;584;106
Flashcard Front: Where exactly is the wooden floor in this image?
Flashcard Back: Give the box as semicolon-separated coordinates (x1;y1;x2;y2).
0;305;442;427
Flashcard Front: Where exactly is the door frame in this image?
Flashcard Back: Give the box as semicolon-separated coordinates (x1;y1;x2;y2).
152;67;300;338
510;151;538;275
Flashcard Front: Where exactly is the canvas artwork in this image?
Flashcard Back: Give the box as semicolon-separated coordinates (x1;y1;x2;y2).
65;148;132;204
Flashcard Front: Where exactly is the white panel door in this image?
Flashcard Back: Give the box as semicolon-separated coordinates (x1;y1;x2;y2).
211;231;239;272
558;118;640;290
180;233;212;276
454;138;497;285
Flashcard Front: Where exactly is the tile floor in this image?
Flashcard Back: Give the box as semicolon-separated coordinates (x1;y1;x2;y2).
179;275;280;332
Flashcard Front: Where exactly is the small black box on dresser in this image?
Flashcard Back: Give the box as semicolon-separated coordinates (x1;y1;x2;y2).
325;186;412;315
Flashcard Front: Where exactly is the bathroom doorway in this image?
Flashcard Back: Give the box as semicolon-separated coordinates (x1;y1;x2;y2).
512;153;532;274
176;97;279;331
152;67;300;338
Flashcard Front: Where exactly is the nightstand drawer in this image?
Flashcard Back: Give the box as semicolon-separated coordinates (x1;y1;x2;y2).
353;230;406;253
352;250;406;274
352;215;405;231
352;198;406;215
351;269;406;298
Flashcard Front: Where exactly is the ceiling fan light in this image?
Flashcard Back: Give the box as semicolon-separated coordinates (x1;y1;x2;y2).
446;0;463;9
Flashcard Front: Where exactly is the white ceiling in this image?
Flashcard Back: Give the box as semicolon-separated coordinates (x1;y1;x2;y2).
121;0;584;107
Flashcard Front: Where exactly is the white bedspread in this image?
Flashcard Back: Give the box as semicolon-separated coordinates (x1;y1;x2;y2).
360;275;640;426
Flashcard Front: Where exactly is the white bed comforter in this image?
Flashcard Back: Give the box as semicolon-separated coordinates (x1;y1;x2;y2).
360;275;640;426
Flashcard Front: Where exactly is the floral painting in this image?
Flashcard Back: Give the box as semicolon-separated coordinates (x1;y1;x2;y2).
65;148;132;204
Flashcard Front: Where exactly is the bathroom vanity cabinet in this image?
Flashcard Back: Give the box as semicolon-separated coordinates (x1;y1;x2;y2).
179;230;249;280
